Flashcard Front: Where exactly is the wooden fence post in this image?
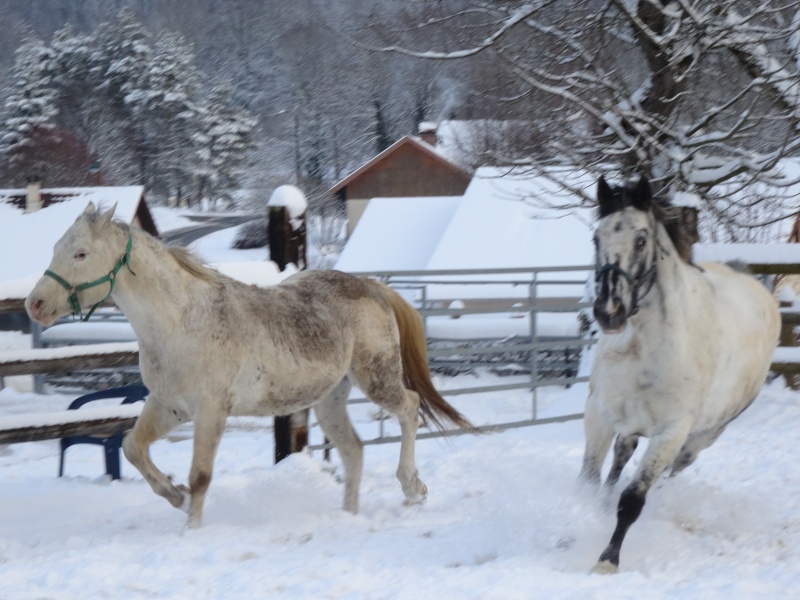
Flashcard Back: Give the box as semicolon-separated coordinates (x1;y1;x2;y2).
267;187;308;463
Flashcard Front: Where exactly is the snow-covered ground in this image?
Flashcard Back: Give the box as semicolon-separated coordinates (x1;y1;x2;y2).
1;204;799;597
0;364;798;598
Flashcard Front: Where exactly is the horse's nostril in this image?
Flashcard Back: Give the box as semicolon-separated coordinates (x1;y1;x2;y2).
29;298;45;317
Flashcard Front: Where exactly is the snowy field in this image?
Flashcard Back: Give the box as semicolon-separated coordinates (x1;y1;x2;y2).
1;205;799;598
0;369;798;599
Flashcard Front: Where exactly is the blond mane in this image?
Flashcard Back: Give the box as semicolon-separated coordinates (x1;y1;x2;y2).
167;246;225;283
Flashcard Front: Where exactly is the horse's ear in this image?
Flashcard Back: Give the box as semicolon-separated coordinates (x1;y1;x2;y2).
99;202;117;226
633;176;652;212
597;177;615;217
81;202;97;217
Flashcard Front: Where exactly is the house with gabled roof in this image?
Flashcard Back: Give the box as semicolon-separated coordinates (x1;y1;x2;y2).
335;166;595;306
329;135;472;236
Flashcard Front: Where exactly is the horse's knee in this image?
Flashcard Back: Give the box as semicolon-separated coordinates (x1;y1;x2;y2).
122;431;142;466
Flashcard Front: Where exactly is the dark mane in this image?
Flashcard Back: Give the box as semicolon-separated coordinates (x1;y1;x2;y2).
596;176;692;263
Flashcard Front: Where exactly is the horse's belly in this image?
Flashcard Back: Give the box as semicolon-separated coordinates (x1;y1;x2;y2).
229;364;345;417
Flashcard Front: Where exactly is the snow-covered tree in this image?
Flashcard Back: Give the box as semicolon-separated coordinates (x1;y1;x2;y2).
372;1;800;241
194;85;258;208
0;35;58;177
0;11;257;205
136;31;203;203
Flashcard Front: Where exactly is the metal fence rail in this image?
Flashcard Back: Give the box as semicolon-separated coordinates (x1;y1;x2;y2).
310;265;593;449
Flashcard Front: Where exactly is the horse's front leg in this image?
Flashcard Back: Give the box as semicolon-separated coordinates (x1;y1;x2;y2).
185;399;229;529
123;396;190;510
578;395;615;488
604;434;639;491
593;420;692;574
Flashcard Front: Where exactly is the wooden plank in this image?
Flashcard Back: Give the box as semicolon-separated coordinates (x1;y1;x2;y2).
0;298;25;313
0;415;139;444
0;348;139;377
750;264;800;276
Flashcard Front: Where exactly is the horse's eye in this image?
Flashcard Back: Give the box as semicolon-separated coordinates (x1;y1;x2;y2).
636;236;647;250
74;251;87;261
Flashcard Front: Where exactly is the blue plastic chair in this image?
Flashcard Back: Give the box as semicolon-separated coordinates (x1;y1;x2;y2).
59;384;149;480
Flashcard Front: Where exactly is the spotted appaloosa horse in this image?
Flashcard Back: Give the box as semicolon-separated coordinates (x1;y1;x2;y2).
26;203;472;528
580;177;779;573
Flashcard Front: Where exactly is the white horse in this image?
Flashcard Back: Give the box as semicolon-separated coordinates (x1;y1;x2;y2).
580;177;780;573
26;203;472;528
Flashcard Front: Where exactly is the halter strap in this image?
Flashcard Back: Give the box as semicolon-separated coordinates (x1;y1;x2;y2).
595;261;657;317
44;232;136;322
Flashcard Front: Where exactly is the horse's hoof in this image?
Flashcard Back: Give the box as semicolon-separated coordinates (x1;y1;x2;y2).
403;482;427;506
185;515;202;529
177;484;191;513
591;560;619;575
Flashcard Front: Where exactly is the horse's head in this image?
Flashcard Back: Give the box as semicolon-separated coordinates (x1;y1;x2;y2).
26;202;128;325
592;176;659;334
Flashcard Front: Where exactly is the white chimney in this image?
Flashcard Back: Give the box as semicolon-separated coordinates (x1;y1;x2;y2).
26;177;42;212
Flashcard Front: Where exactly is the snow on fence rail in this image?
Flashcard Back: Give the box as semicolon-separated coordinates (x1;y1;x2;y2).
0;342;139;378
0;404;142;445
694;243;800;274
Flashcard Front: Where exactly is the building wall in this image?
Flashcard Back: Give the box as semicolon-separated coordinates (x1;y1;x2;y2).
347;145;469;199
344;145;470;235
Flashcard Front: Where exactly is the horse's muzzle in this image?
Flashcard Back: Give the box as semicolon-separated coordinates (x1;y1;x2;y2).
593;297;628;334
25;281;64;326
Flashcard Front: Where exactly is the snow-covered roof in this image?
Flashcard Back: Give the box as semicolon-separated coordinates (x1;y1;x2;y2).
335;167;596;300
427;167;594;272
0;186;145;285
335;196;462;272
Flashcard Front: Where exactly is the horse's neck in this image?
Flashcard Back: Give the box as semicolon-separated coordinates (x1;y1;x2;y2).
111;229;205;339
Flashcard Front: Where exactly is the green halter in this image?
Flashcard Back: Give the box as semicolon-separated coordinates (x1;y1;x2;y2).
44;232;136;322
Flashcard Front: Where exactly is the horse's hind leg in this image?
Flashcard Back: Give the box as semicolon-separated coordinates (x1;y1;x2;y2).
353;355;427;504
670;428;724;477
389;388;428;504
314;378;363;513
604;435;639;490
123;396;189;509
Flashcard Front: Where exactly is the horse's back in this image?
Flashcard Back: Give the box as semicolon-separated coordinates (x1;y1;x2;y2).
697;262;780;353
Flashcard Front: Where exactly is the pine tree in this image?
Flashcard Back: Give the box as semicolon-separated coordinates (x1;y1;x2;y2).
1;35;58;178
194;85;258;208
141;31;202;203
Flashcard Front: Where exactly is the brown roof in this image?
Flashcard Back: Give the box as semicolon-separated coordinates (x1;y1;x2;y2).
328;136;472;195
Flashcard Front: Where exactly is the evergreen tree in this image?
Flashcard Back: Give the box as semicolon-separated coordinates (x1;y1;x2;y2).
93;11;154;185
1;35;58;179
194;85;258;208
141;31;202;203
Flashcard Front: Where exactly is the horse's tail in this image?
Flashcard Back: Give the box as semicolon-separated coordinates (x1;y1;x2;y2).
372;281;474;432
